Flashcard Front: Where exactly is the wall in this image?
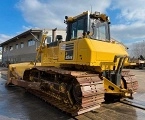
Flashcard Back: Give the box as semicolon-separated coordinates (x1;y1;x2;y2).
2;33;40;63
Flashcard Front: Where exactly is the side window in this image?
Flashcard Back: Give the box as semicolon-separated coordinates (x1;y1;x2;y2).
20;42;24;48
16;44;18;49
71;22;77;39
28;39;35;46
9;46;13;51
3;46;7;52
77;19;84;38
93;21;108;41
70;17;86;39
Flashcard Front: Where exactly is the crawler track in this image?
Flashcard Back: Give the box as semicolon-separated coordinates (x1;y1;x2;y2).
121;70;138;92
8;67;138;116
24;69;138;116
23;66;104;116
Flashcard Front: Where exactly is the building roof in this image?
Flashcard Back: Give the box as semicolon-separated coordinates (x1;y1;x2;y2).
0;29;43;47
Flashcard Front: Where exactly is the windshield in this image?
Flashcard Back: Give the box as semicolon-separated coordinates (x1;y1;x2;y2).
90;19;110;41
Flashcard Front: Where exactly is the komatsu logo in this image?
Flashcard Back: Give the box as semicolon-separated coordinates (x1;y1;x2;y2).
65;55;73;60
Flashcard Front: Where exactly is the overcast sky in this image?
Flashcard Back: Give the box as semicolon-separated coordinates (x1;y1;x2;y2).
0;0;145;46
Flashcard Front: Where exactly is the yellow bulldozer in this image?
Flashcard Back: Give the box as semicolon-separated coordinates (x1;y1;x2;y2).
6;11;138;116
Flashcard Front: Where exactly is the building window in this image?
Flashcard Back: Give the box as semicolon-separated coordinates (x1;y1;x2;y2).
9;46;13;51
4;46;7;52
28;39;35;46
16;44;18;49
20;42;24;48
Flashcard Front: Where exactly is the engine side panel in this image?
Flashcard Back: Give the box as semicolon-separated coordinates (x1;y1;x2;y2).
41;38;128;71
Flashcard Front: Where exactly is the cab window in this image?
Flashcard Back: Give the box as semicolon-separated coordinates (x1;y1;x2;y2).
71;22;77;39
71;17;87;39
77;19;84;38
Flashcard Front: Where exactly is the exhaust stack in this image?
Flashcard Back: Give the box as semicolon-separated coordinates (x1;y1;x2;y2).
52;28;57;42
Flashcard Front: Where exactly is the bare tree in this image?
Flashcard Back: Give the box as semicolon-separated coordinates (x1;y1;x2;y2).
129;41;145;58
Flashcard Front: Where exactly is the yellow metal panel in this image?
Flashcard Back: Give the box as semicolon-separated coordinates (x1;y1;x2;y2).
77;38;91;63
41;46;59;66
103;77;121;93
9;62;41;78
77;38;128;67
89;40;128;61
40;37;129;71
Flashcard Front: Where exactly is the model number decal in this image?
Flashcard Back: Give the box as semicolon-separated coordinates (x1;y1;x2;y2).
65;43;74;60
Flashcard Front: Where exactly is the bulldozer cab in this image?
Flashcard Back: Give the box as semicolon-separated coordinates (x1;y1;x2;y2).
65;11;110;42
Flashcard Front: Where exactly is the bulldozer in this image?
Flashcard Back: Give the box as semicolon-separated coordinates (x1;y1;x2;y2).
6;11;138;116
